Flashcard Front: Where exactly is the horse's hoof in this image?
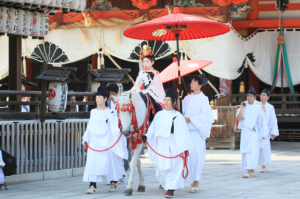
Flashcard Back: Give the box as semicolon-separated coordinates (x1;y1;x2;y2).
124;188;133;196
137;185;145;192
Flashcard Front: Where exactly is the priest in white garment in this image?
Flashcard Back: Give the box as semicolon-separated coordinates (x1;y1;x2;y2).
258;88;279;173
82;86;127;194
180;74;214;193
145;87;194;198
236;87;268;178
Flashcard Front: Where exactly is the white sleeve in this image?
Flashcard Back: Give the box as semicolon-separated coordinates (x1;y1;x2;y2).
82;112;92;145
189;99;214;139
269;107;279;136
0;150;5;167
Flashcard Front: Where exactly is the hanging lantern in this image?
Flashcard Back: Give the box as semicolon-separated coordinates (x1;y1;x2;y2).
76;0;86;13
62;0;71;14
48;0;55;9
0;7;9;36
54;0;63;10
49;9;57;15
6;0;16;6
7;8;18;37
15;0;25;7
30;10;41;39
23;10;33;39
70;0;79;12
15;9;26;37
48;82;68;113
32;0;42;8
40;0;51;8
24;0;34;6
39;12;49;40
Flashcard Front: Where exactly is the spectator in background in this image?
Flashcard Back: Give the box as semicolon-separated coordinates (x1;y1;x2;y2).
71;95;78;112
83;95;89;112
21;96;31;112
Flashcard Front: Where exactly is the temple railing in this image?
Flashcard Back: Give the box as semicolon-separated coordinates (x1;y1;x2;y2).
0;91;98;120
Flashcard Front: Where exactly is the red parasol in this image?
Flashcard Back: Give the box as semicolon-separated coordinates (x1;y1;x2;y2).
160;57;212;83
124;7;230;111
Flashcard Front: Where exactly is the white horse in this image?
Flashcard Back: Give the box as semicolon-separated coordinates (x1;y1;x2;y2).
112;90;149;196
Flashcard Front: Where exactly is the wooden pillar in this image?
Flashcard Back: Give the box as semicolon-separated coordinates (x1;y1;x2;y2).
247;0;260;94
25;58;35;91
92;54;97;69
40;61;48;122
8;36;22;112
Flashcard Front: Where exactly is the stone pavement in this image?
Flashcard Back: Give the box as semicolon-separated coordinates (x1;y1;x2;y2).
1;141;299;199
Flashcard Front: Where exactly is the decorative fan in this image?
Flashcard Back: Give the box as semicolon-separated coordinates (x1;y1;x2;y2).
129;40;171;60
31;42;69;63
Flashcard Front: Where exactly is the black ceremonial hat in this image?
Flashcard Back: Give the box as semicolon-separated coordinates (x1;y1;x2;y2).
96;86;109;99
261;88;270;96
198;74;208;86
166;87;178;101
247;86;256;96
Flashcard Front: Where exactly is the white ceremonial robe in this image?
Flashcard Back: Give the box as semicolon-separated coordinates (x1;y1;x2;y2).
146;110;194;190
0;150;5;184
131;68;165;104
258;102;279;166
236;103;268;171
82;108;127;183
182;92;214;182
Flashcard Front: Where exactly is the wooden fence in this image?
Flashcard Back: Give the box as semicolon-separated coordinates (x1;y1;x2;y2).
0;120;88;174
207;106;239;150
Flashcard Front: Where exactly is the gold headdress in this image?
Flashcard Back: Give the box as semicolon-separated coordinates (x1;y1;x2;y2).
140;44;154;58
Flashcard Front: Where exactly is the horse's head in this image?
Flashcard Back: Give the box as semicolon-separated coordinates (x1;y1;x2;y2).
113;92;134;137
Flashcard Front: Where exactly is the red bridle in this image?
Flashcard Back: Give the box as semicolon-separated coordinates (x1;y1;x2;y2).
115;97;152;150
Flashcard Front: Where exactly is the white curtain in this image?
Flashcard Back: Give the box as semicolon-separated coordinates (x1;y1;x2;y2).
245;29;300;87
0;37;8;78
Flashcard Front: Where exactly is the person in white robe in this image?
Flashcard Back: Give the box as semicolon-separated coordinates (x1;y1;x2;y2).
145;87;194;198
82;86;127;194
0;150;5;190
236;87;268;178
130;44;165;104
258;88;279;173
180;74;214;193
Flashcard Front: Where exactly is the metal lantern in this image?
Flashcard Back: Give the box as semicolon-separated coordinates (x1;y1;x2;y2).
23;10;33;39
62;0;71;14
39;12;49;40
7;8;18;37
54;0;63;10
15;9;26;37
24;0;34;6
0;7;9;36
40;0;51;8
48;82;68;113
30;10;41;39
69;0;79;12
32;0;42;8
76;0;86;13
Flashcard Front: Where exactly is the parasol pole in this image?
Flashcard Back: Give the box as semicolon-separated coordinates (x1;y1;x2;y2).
175;34;183;113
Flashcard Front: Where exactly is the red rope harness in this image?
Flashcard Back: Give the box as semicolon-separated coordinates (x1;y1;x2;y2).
85;133;123;153
146;140;189;179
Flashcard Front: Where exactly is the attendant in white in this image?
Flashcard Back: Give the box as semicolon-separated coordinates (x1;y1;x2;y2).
107;83;128;183
82;86;127;194
0;150;5;190
180;74;214;193
258;88;279;173
131;44;165;104
237;87;268;178
145;87;194;198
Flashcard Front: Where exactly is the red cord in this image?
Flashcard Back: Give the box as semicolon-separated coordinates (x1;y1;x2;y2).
146;140;189;179
85;134;122;153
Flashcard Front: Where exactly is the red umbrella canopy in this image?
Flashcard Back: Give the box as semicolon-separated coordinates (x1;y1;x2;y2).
160;57;212;83
123;7;230;41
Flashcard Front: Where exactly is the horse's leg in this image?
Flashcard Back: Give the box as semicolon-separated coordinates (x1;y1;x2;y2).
136;145;145;192
124;143;143;196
